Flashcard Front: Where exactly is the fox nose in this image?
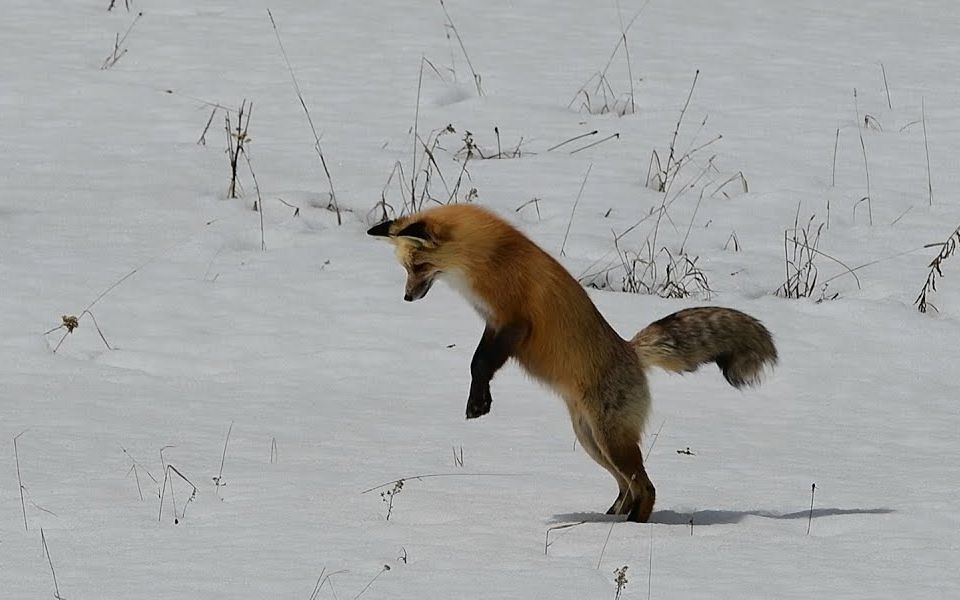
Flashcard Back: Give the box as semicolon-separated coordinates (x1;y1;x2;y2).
404;293;413;302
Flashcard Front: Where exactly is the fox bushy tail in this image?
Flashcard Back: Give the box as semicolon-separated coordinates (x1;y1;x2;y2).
631;307;777;388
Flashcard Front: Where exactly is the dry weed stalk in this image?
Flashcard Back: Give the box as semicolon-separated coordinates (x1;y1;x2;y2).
880;63;893;109
308;568;348;600
122;445;159;501
916;224;960;313
225;100;252;200
101;11;143;70
776;211;825;299
268;10;341;223
853;88;873;225
14;431;28;531
922;97;933;206
242;151;266;250
213;421;234;497
354;564;391;600
373;123;475;221
568;2;651;116
547;130;598;152
380;479;404;521
645;71;723;195
570;72;636;117
614;565;629;600
159;464;198;524
197;107;218;145
560;164;592;256
775;209;855;301
597;235;711;300
41;529;65;600
455;127;526;160
44;310;112;353
440;0;483;96
570;132;621;155
515;197;542;220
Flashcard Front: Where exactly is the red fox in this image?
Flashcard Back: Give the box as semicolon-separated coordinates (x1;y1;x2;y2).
368;204;777;522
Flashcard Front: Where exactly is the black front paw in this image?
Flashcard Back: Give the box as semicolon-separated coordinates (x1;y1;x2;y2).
466;384;492;419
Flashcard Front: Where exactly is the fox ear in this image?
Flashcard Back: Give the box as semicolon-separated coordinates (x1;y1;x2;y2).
367;220;394;237
395;221;434;245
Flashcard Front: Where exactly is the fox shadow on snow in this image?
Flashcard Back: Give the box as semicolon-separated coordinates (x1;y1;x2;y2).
552;507;895;526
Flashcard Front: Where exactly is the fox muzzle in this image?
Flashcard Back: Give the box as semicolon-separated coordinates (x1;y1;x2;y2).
404;276;435;302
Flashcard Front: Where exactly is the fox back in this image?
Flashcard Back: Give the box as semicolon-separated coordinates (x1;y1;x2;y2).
367;204;632;397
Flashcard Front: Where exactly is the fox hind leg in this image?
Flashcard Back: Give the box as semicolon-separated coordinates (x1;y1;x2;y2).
593;421;656;523
571;413;630;515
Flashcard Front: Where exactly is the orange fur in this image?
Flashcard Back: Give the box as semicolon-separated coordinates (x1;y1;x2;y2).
378;205;627;396
369;204;777;522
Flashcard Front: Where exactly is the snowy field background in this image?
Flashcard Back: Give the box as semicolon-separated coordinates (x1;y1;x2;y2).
3;1;960;598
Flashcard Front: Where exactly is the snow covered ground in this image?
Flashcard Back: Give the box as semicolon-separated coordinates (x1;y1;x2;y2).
3;1;960;598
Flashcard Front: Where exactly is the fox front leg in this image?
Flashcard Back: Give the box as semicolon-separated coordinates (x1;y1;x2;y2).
466;322;528;419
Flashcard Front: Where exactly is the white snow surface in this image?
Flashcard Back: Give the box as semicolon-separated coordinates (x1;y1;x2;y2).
3;1;960;598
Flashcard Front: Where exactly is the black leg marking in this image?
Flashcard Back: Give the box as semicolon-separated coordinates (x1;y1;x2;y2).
466;322;529;419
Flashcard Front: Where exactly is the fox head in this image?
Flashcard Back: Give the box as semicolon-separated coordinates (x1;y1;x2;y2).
367;216;447;302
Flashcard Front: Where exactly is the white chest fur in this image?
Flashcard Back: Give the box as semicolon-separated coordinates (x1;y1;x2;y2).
442;270;493;321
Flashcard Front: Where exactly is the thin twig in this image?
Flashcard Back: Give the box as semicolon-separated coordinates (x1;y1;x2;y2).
647;524;654;600
853;89;873;225
880;63;892;110
568;1;650;113
616;0;636;114
244;152;266;250
107;0;131;12
598;475;634;569
225;99;251;200
569;133;620;155
267;9;340;224
922;97;932;206
121;445;159;501
665;70;700;193
890;205;913;226
544;520;587;555
43;212;218;353
101;11;143;70
197;107;217;145
308;567;327;600
595;420;665;568
82;309;113;349
412;58;424;210
354;565;390;600
14;431;28;531
128;462;143;500
831;126;839;187
547;130;598;152
85;269;139;314
515;197;542;220
159;464;198;523
41;529;65;599
440;0;482;96
360;472;526;495
275;197;301;216
679;188;706;254
916;224;960;313
560;164;593;256
309;568;349;600
214;421;234;497
646;419;666;458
